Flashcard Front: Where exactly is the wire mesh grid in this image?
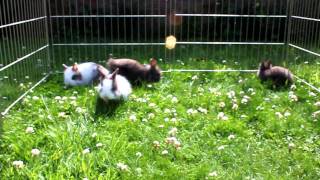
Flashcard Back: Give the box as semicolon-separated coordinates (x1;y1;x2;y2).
0;0;320;115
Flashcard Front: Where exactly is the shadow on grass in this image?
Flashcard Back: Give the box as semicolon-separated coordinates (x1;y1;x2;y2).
94;97;123;118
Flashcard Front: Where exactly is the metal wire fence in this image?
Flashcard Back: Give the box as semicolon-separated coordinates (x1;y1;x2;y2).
0;0;319;115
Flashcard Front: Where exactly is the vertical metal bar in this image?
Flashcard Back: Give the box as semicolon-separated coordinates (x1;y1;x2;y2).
137;0;140;58
48;0;55;69
103;0;107;59
233;0;238;60
164;0;168;60
67;0;74;62
206;0;211;60
44;0;52;73
110;0;114;54
309;1;318;53
226;0;230;58
75;0;80;61
314;1;320;52
238;0;245;62
61;0;67;62
82;0;87;58
89;0;94;60
123;0;127;57
187;0;191;59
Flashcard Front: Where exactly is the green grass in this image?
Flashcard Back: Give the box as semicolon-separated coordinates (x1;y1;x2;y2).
1;58;320;179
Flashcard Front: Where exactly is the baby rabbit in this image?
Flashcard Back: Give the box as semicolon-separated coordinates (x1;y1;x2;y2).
63;62;99;86
257;60;294;87
96;65;132;102
107;55;161;85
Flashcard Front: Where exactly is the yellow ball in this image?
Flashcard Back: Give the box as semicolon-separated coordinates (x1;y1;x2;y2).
165;35;177;50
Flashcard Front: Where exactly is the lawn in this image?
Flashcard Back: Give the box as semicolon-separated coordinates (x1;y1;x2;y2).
0;56;320;179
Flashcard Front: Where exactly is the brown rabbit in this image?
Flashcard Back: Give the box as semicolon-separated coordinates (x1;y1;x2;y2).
257;60;294;87
107;55;161;85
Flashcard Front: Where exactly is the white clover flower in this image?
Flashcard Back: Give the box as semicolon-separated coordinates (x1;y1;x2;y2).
208;87;216;93
228;134;235;140
284;111;291;117
83;178;89;180
91;132;97;138
166;137;177;144
147;84;152;88
314;102;320;107
158;124;165;128
136;152;142;157
153;141;160;148
168;127;178;136
174;140;181;149
227;91;236;98
12;160;24;168
232;103;238;110
256;106;264;111
62;96;68;100
217;112;228;120
241;98;248;104
47;115;53;120
290;84;297;90
198;87;204;92
58;112;67;118
264;97;270;102
117;162;129;171
222;60;227;63
69;96;77;100
208;171;218;177
191;75;198;80
54;96;62;100
171;97;178;103
32;96;39;100
289;94;298;102
171;118;178;122
148;113;155;119
161;150;169;155
288;142;295;149
219;102;226;108
164;108;171;113
76;107;84;113
96;143;103;147
31;148;41;156
312;110;320;118
149;103;156;107
164;117;170;122
187;108;197;115
198;107;208;114
309;91;316;97
238;79;243;83
82;148;90;154
217;145;225;151
26;127;34;134
129;114;137;121
275;112;283;119
248;88;254;93
240;114;247;119
88;89;94;94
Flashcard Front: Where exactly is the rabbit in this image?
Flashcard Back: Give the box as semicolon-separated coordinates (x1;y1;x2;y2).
257;60;294;87
107;55;162;85
96;65;132;102
63;62;99;86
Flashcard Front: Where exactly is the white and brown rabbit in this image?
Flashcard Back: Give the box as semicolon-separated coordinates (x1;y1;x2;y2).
257;60;294;87
63;62;99;86
96;65;132;102
107;55;162;85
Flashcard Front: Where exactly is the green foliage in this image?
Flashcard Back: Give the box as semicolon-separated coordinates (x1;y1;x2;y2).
1;58;320;179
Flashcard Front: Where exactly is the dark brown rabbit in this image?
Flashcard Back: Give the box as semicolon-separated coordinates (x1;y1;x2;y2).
257;60;294;87
107;55;161;85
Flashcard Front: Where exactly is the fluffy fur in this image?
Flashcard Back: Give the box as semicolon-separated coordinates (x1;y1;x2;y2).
257;60;294;86
96;66;132;102
63;62;99;86
107;56;161;85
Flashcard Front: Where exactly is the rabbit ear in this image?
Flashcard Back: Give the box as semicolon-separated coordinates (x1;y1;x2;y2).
72;63;79;72
150;58;157;67
62;64;68;70
98;65;109;78
110;68;119;80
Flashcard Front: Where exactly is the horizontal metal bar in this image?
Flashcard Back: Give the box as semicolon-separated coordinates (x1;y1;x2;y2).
289;44;320;57
53;42;284;46
161;69;258;73
51;14;286;18
176;14;287;18
51;15;166;18
1;74;50;116
0;45;49;72
0;16;46;29
291;15;320;22
294;75;320;94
